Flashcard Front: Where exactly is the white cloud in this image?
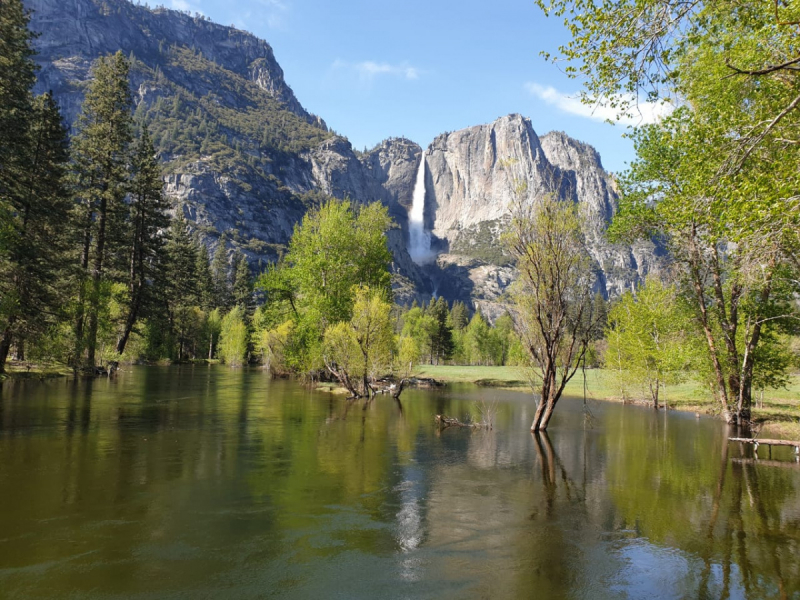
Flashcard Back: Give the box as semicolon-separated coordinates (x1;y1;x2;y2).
332;60;421;82
170;0;192;10
525;82;672;126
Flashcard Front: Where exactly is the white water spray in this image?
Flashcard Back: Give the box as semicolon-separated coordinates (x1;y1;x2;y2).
408;152;432;264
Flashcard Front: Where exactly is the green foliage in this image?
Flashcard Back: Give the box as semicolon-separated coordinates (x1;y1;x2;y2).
506;194;602;430
605;278;700;406
71;51;135;368
322;286;395;397
219;305;248;367
257;198;393;374
537;0;800;423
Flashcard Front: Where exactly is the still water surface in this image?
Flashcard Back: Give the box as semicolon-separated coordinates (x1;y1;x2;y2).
0;366;798;599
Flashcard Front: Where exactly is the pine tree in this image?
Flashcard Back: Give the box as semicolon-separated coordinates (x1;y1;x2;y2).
232;251;253;313
164;212;199;360
0;93;71;371
449;300;469;331
194;240;214;311
210;234;232;309
429;297;454;365
71;51;134;369
116;126;169;356
0;0;36;209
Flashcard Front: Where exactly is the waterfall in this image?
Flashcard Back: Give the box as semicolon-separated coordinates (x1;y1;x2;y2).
408;151;432;264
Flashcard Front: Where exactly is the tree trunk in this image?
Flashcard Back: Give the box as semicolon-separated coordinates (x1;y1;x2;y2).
0;327;13;374
539;397;558;431
116;284;142;356
86;195;108;369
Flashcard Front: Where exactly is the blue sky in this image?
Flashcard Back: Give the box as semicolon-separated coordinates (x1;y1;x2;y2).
165;0;661;173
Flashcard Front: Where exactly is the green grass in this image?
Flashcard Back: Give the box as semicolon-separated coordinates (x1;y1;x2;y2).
416;365;800;436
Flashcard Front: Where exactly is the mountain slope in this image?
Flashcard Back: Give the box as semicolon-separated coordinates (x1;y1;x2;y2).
26;0;660;312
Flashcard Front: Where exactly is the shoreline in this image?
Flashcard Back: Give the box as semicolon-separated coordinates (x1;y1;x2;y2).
416;365;800;440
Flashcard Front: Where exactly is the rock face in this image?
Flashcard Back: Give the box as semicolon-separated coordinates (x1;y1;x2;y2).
26;0;659;313
420;115;662;314
28;0;316;127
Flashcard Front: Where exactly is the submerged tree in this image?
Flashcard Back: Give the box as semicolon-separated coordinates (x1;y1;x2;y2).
322;285;394;398
536;0;800;423
506;195;602;431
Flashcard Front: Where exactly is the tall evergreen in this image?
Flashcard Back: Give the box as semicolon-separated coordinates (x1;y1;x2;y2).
232;251;253;313
194;240;214;311
0;3;73;372
164;212;199;360
71;51;133;369
449;300;469;331
0;0;36;207
210;234;232;310
0;93;71;371
429;297;454;365
116;126;169;356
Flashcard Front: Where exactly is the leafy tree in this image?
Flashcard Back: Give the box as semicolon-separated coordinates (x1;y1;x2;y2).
536;0;800;423
506;195;603;431
71;51;134;369
605;278;699;407
258;198;393;373
395;335;420;379
464;312;491;365
218;305;248;367
322;286;395;397
400;305;437;364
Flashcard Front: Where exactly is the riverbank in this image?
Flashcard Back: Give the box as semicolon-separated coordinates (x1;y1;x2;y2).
416;365;800;439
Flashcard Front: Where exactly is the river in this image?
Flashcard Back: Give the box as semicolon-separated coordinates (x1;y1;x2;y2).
0;366;798;599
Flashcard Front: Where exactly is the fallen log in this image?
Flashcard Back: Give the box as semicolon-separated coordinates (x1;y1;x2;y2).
434;414;491;430
731;458;799;468
729;437;800;451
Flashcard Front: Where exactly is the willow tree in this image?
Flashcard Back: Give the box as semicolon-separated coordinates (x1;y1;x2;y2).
506;195;601;431
537;0;800;424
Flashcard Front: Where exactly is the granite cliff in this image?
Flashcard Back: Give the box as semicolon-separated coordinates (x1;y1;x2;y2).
25;0;660;313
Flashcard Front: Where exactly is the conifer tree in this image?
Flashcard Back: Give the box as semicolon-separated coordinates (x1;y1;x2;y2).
429;297;454;364
0;2;73;372
116;126;169;356
210;234;232;309
194;241;214;311
71;51;134;369
232;251;253;313
0;0;36;208
164;212;199;360
0;93;71;371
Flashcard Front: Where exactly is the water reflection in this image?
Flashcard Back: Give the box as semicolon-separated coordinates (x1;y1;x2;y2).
0;369;797;599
